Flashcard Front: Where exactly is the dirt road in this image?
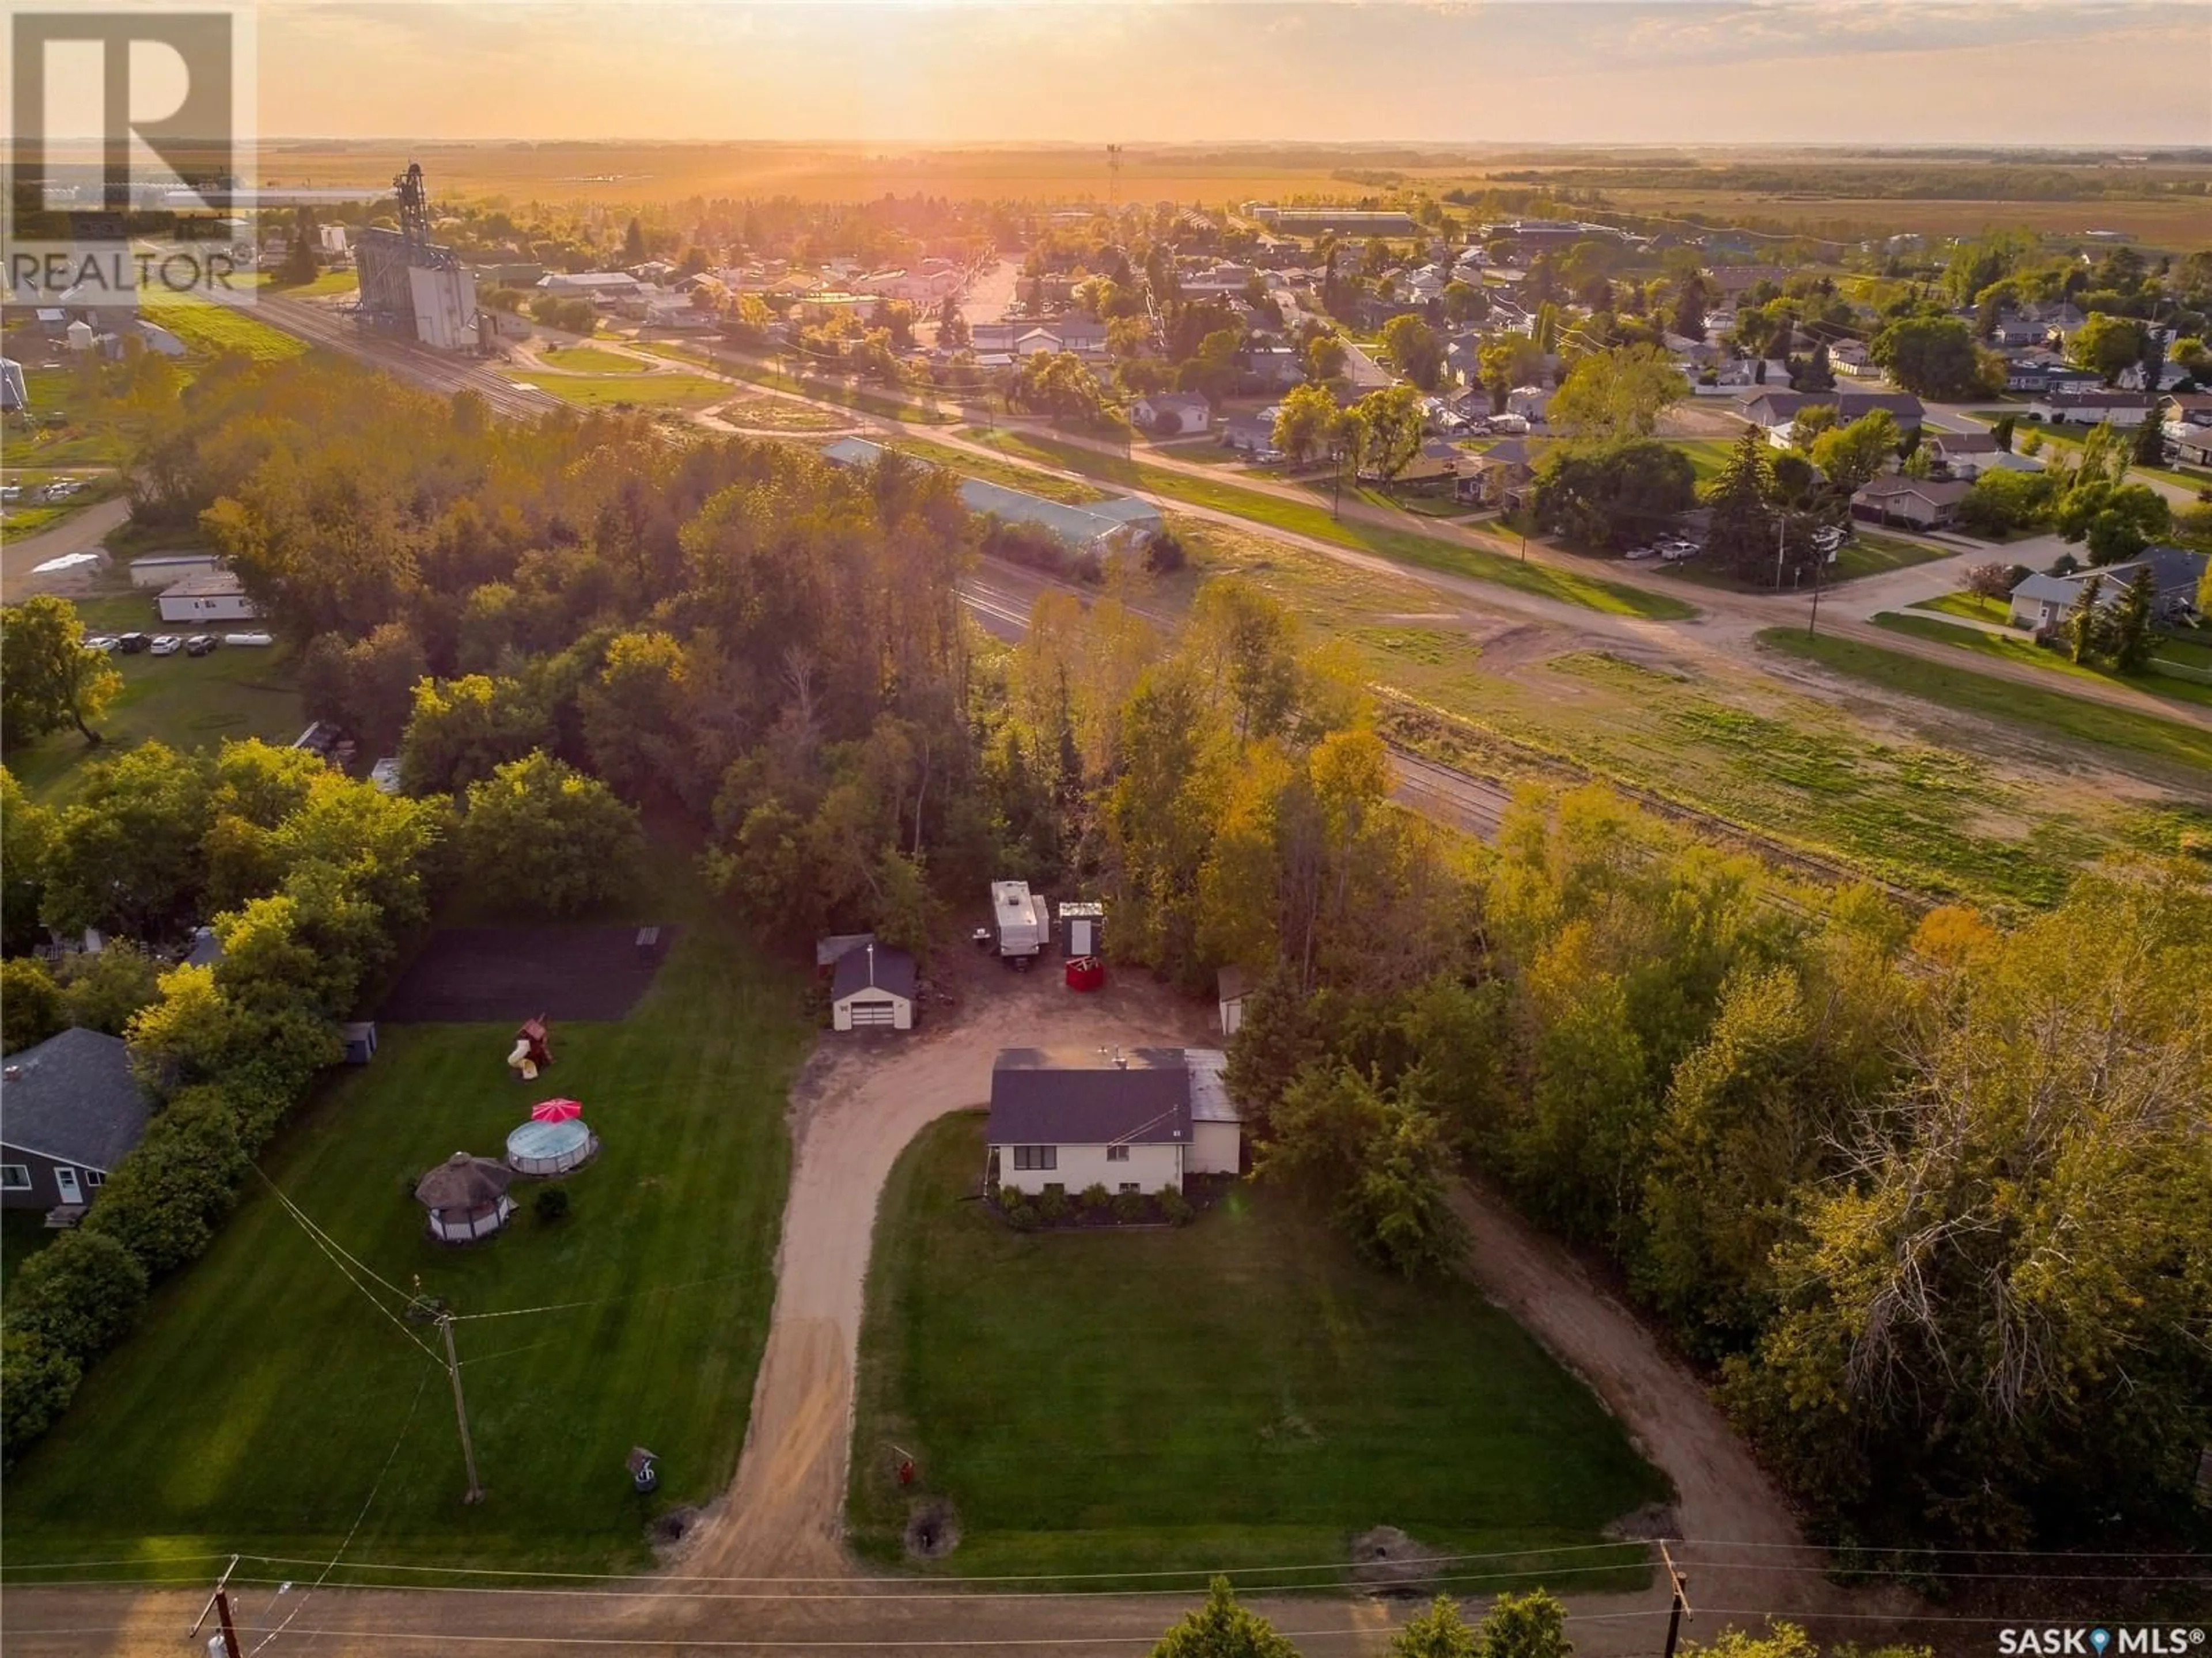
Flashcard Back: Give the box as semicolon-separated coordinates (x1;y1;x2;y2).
1;495;132;601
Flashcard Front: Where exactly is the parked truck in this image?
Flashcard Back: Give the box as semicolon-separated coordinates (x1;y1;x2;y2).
991;880;1051;963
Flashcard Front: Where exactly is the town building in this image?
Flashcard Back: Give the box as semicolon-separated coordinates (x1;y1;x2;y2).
1;1029;150;1218
157;569;260;624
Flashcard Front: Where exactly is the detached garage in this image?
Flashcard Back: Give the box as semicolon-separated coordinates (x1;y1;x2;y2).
831;941;917;1032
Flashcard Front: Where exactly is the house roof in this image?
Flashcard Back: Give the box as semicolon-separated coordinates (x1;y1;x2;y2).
1217;965;1249;1002
0;1028;150;1172
2010;572;2081;608
2039;389;2154;408
1933;431;1999;454
2013;548;2203;606
1853;476;1972;506
986;1048;1192;1148
414;1152;513;1213
831;940;918;1004
816;932;876;969
1184;1049;1241;1124
1142;392;1211;416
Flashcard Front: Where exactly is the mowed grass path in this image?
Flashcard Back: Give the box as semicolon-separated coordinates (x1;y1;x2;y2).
849;1116;1668;1586
963;428;1696;621
3;910;805;1574
1759;628;2212;775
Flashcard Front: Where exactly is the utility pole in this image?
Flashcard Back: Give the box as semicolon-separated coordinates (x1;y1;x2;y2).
1772;508;1788;590
439;1312;484;1504
188;1556;242;1657
1808;537;1826;637
1659;1541;1694;1658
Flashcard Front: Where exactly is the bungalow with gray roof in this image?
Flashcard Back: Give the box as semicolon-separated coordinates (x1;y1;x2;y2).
986;1046;1240;1197
1;1029;150;1217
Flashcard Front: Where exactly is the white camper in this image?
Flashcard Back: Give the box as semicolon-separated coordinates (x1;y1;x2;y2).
991;881;1050;960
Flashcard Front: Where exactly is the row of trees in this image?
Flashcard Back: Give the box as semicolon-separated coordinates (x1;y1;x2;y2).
1957;419;2173;564
1220;783;2212;1553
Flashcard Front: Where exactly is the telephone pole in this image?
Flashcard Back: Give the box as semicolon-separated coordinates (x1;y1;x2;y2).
188;1556;243;1657
440;1312;484;1503
1659;1541;1694;1658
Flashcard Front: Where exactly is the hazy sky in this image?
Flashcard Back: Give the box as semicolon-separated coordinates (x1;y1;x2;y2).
255;1;2212;146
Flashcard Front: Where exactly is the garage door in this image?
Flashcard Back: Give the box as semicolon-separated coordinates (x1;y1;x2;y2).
846;999;900;1027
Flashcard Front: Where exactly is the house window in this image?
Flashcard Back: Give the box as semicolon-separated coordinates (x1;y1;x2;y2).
83;1170;104;1187
1106;1145;1130;1163
0;1165;29;1192
1119;1182;1141;1195
1012;1145;1057;1171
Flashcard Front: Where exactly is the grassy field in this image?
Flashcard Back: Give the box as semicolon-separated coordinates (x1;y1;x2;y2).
1164;513;2203;906
640;342;957;426
849;1114;1668;1585
1873;612;2212;711
959;428;1699;621
537;345;653;375
883;435;1114;506
139;299;310;363
1760;628;2212;776
1831;531;1950;583
506;370;731;409
708;394;852;433
6;592;304;806
256;269;361;298
2;897;805;1576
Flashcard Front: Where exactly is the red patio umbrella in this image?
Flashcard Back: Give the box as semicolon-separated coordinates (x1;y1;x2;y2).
532;1098;585;1123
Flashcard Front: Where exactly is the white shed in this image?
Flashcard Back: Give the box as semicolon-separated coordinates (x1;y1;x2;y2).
1183;1048;1243;1177
830;940;916;1031
1217;966;1249;1038
131;552;221;589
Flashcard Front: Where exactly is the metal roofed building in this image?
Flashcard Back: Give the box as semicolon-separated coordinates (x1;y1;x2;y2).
822;438;1161;555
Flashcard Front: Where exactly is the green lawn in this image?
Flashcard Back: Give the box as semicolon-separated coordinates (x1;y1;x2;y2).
537;345;652;375
1760;628;2212;775
849;1114;1669;1587
138;299;309;363
505;371;731;410
1982;419;2212;495
639;343;956;426
958;428;1698;622
257;269;361;298
1912;591;2013;625
1873;612;2212;710
2;901;805;1576
708;394;852;434
6;594;305;805
1831;531;1950;584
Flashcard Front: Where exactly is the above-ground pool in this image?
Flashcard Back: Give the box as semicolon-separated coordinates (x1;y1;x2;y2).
505;1117;598;1176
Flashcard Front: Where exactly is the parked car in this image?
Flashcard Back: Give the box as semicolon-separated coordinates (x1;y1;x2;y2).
115;632;150;654
84;635;119;652
1624;545;1660;561
1660;544;1700;563
184;634;219;656
149;635;183;656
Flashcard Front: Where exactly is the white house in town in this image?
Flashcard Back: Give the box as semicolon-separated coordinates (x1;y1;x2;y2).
157;569;260;624
828;939;916;1031
2009;547;2207;634
986;1047;1243;1197
130;552;221;589
1131;392;1212;436
2027;390;2155;427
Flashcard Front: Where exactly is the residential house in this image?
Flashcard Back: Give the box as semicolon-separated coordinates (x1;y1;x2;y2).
1131;392;1213;437
1988;313;2048;348
2008;547;2207;633
157;569;260;624
1830;339;1879;378
985;1046;1242;1197
1389;438;1467;485
1927;431;2044;479
1505;385;1551;423
2165;393;2212;466
2028;389;2156;427
829;939;917;1032
1455;437;1536;507
1;1028;151;1216
1850;476;1972;530
1222;408;1283;457
1739;387;1925;443
536;271;645;304
2118;359;2193;394
1242;343;1304;390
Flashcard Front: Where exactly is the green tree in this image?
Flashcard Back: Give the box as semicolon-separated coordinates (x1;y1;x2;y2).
40;742;212;939
2067;571;2106;662
57;942;164;1036
1809;408;1902;502
1380;314;1445;391
1;595;124;746
459;753;644;916
2130;413;2166;469
579;629;698;806
1442;280;1488;325
1347;384;1426;483
275;234;319;287
6;1228;149;1363
82;1084;250;1274
1531;441;1698;552
1271;382;1343;467
621;215;647;264
1304;332;1347;382
1;956;63;1054
2106;566;2156;672
1;768;54;955
399;674;555;795
1149;1577;1301;1658
1868;315;1989;400
1389;1596;1478;1658
1;1329;81;1462
1478;337;1547;415
1547;345;1687;442
1476;1590;1573;1658
2067;313;2147;385
1703;427;1779;582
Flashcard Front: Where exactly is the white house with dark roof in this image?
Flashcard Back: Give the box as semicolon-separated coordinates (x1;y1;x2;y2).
1;1029;151;1216
2027;389;2155;427
2009;548;2207;633
986;1047;1242;1197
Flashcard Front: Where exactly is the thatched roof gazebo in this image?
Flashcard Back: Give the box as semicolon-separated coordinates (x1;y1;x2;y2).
415;1152;516;1243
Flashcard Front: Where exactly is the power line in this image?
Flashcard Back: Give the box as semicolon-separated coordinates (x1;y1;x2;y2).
253;1175;441;1363
252;1167;419;1307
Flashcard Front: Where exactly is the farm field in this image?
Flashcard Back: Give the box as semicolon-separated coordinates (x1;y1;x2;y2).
1161;514;2210;905
536;344;653;375
1872;610;2212;710
958;427;1699;621
254;269;362;298
503;369;730;409
1759;628;2212;776
849;1113;1669;1584
2;898;805;1576
139;299;312;363
5;591;304;806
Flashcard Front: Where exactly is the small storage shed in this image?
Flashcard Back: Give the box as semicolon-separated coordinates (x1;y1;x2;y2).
339;1021;378;1064
505;1118;597;1176
831;940;917;1031
414;1152;516;1243
1058;901;1105;959
1183;1049;1244;1176
1217;966;1249;1037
